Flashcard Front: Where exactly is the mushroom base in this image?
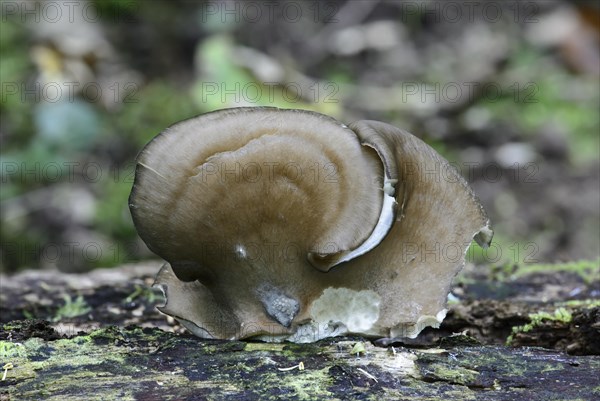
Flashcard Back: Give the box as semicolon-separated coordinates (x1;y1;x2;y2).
154;263;451;343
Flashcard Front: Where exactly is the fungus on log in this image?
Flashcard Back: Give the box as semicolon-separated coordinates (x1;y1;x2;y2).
129;107;492;342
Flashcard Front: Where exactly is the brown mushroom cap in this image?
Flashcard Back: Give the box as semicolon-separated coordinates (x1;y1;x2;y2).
130;108;387;269
129;107;492;341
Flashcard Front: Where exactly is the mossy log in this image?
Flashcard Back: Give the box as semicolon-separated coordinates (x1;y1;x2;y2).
0;321;598;401
1;261;598;400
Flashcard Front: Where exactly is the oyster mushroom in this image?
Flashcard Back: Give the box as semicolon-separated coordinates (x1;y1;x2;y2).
129;107;492;342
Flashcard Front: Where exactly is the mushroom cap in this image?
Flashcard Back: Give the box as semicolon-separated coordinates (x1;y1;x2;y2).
129;107;492;341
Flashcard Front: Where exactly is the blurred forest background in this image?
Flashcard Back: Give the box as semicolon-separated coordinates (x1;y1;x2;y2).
1;0;599;273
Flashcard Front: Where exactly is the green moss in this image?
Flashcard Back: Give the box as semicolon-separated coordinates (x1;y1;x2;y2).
511;260;599;284
52;294;92;322
2;322;20;331
0;341;28;359
0;327;168;400
557;299;600;308
506;307;573;345
431;364;479;386
282;342;326;358
4;325;599;399
124;284;162;304
244;342;287;353
481;259;599;285
283;367;334;401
